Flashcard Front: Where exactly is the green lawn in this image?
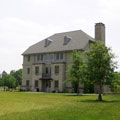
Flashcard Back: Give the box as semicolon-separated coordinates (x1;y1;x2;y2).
0;92;120;120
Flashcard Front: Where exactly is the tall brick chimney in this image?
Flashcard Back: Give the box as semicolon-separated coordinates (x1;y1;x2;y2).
95;23;105;44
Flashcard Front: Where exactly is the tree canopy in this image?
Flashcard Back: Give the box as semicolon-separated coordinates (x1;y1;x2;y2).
67;51;87;94
110;72;120;92
0;69;22;90
67;41;117;100
85;41;116;100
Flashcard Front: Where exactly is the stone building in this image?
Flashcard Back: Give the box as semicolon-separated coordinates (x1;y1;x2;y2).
22;23;107;92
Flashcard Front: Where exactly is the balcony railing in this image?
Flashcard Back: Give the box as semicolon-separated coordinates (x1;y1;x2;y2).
40;73;52;80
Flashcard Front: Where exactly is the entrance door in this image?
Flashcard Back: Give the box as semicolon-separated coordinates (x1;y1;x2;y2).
45;81;51;92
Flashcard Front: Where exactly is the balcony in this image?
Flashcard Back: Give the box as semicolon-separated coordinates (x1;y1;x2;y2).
40;73;52;80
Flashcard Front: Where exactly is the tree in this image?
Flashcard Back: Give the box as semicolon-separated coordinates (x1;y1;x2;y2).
110;72;120;92
85;41;116;101
0;78;4;86
67;51;87;95
2;71;7;77
2;74;16;89
10;69;22;86
0;69;22;91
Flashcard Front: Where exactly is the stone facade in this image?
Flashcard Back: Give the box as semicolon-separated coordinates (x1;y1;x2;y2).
22;22;110;93
22;51;80;92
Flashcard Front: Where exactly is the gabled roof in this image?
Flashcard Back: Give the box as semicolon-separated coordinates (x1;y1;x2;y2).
22;30;95;55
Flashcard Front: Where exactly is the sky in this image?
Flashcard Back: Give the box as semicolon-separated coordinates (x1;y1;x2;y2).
0;0;120;73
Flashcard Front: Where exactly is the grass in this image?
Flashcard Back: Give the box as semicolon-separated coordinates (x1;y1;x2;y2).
0;92;120;120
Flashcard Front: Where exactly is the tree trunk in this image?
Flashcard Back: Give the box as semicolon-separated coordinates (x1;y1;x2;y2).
98;83;103;101
98;94;102;101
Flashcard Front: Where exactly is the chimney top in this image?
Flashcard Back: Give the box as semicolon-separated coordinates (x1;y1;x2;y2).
95;22;105;27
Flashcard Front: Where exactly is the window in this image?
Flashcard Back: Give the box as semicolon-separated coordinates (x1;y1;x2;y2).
60;53;63;60
55;81;59;88
44;54;54;64
37;54;43;61
50;54;54;62
45;67;49;74
49;81;51;88
55;66;59;74
56;53;59;60
28;56;30;62
35;80;38;87
26;80;30;87
56;53;64;60
40;54;43;61
27;68;30;74
44;54;49;64
35;66;39;75
63;36;71;45
37;55;40;61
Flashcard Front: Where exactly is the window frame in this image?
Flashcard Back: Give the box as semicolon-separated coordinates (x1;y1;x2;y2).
27;56;30;62
60;53;63;60
37;55;40;61
35;66;39;75
55;53;64;60
37;54;43;61
49;81;51;88
40;54;43;61
45;67;49;74
55;65;59;74
55;81;59;88
35;80;38;88
56;53;59;60
26;80;30;87
27;68;30;74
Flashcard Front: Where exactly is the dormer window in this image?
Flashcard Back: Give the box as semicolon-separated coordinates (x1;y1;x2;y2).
44;39;52;47
63;36;72;45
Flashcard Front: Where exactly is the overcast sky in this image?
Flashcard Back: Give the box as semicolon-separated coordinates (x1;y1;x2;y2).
0;0;120;73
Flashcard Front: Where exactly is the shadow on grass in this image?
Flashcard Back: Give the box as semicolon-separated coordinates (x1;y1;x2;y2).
63;94;84;97
63;94;97;97
79;99;120;103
